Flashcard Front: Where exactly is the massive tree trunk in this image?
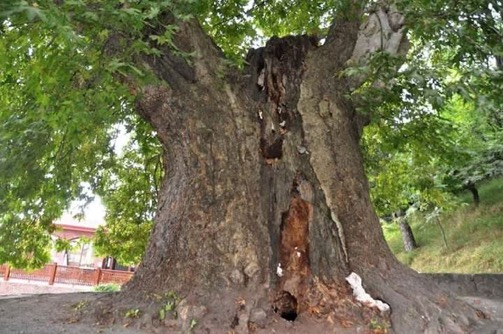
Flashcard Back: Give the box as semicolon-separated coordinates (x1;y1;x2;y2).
97;7;487;334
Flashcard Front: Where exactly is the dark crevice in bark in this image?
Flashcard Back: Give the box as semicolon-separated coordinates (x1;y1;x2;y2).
274;177;312;318
250;35;318;167
260;136;283;160
273;290;298;321
248;35;357;323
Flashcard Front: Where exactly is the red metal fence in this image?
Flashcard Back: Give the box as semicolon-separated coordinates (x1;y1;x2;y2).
0;263;133;287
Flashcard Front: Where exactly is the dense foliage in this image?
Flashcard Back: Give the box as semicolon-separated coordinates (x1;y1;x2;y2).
0;0;501;267
93;119;161;265
361;1;503;215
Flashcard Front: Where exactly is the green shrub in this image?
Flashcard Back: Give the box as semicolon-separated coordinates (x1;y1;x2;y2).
94;283;121;292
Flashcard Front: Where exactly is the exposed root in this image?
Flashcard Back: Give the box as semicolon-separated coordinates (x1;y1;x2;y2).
357;268;491;333
306;278;391;331
76;279;393;334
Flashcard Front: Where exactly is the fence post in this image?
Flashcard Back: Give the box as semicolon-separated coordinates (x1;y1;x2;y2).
48;263;57;285
3;265;10;281
94;268;102;286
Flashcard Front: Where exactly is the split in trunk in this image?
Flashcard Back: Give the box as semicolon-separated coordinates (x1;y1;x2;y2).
84;7;492;334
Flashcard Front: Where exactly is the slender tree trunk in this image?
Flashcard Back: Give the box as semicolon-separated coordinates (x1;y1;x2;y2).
92;8;487;334
465;182;480;206
436;217;449;249
398;218;418;252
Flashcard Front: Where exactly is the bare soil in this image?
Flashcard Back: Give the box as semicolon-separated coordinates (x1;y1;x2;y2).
0;292;132;334
0;280;91;296
0;288;502;333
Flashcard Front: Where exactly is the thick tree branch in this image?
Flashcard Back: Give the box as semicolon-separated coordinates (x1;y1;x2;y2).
129;14;232;146
350;5;407;65
139;15;224;89
323;1;408;85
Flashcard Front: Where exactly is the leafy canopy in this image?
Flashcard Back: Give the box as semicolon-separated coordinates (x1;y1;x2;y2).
0;0;501;267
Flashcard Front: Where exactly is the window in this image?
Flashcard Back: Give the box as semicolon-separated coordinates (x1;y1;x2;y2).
67;239;94;267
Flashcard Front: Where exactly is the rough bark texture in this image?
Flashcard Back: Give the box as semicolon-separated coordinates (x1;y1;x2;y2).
93;6;492;334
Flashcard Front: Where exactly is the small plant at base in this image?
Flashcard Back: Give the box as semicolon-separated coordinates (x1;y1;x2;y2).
369;318;389;333
164;290;178;300
72;300;88;311
159;301;176;320
124;308;141;318
159;290;181;320
190;318;198;330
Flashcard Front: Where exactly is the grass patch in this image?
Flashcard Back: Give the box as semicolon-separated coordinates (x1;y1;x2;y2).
458;178;503;206
383;178;503;273
94;283;121;292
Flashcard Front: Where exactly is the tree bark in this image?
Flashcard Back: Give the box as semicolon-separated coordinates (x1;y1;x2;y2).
398;217;418;252
94;7;488;334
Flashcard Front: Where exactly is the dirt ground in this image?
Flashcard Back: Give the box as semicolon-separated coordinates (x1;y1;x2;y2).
0;280;92;296
0;291;141;334
0;281;502;333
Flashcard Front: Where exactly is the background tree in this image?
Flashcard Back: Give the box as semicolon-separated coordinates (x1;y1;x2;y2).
361;6;503;248
93;118;162;266
1;0;502;332
442;95;503;205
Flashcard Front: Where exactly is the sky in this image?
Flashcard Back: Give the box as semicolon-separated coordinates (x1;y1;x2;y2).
55;197;106;228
